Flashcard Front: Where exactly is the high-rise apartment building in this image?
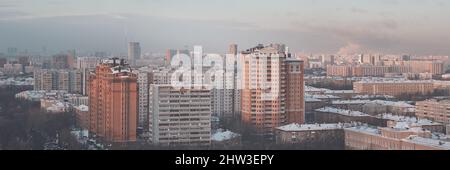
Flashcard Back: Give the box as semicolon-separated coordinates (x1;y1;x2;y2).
7;47;18;57
34;69;54;90
76;57;103;70
241;44;304;136
34;69;83;94
137;71;154;129
209;52;240;120
89;58;137;142
0;58;7;67
285;59;305;124
149;85;211;146
76;57;103;95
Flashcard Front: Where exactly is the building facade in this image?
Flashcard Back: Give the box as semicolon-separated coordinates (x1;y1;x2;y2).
89;58;137;142
353;80;434;96
137;71;154;129
34;69;83;94
128;42;141;66
285;59;305;124
344;126;448;150
416;99;450;124
241;44;304;137
149;85;211;146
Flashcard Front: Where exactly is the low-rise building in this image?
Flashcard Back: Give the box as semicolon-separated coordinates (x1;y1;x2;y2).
377;114;445;133
74;105;89;130
416;99;450;125
354;79;434;96
211;129;241;148
314;107;386;127
41;99;71;113
363;100;415;116
345;125;450;150
275;123;347;149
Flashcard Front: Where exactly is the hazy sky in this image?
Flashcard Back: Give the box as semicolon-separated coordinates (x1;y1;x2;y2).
0;0;449;56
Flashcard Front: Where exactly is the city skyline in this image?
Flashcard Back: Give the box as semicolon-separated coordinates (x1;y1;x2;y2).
0;0;450;56
3;42;450;151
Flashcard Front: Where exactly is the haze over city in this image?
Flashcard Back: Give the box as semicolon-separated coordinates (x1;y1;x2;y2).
1;0;450;55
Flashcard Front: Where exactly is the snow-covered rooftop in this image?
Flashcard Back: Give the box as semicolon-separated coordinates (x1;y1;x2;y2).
46;101;70;113
330;100;414;108
305;86;354;94
325;90;355;94
352;94;395;99
345;126;380;135
403;136;450;150
0;77;34;86
371;100;414;108
75;105;89;112
391;123;427;133
378;113;440;126
332;100;371;105
276;123;347;132
211;129;240;142
305;94;341;100
305;97;322;102
356;79;433;84
15;90;73;101
305;86;327;93
111;66;132;74
316;107;370;117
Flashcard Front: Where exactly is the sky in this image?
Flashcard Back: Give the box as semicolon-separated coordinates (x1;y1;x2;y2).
0;0;449;56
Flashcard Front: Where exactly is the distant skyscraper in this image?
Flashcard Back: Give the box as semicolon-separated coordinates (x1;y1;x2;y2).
18;56;30;66
0;58;7;67
7;47;18;57
52;54;75;69
128;42;141;66
229;44;238;55
322;55;335;66
95;51;107;58
402;55;411;61
89;58;137;142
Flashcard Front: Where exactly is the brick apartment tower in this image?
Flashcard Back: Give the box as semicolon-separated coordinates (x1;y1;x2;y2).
89;58;137;142
241;44;305;137
285;59;305;124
